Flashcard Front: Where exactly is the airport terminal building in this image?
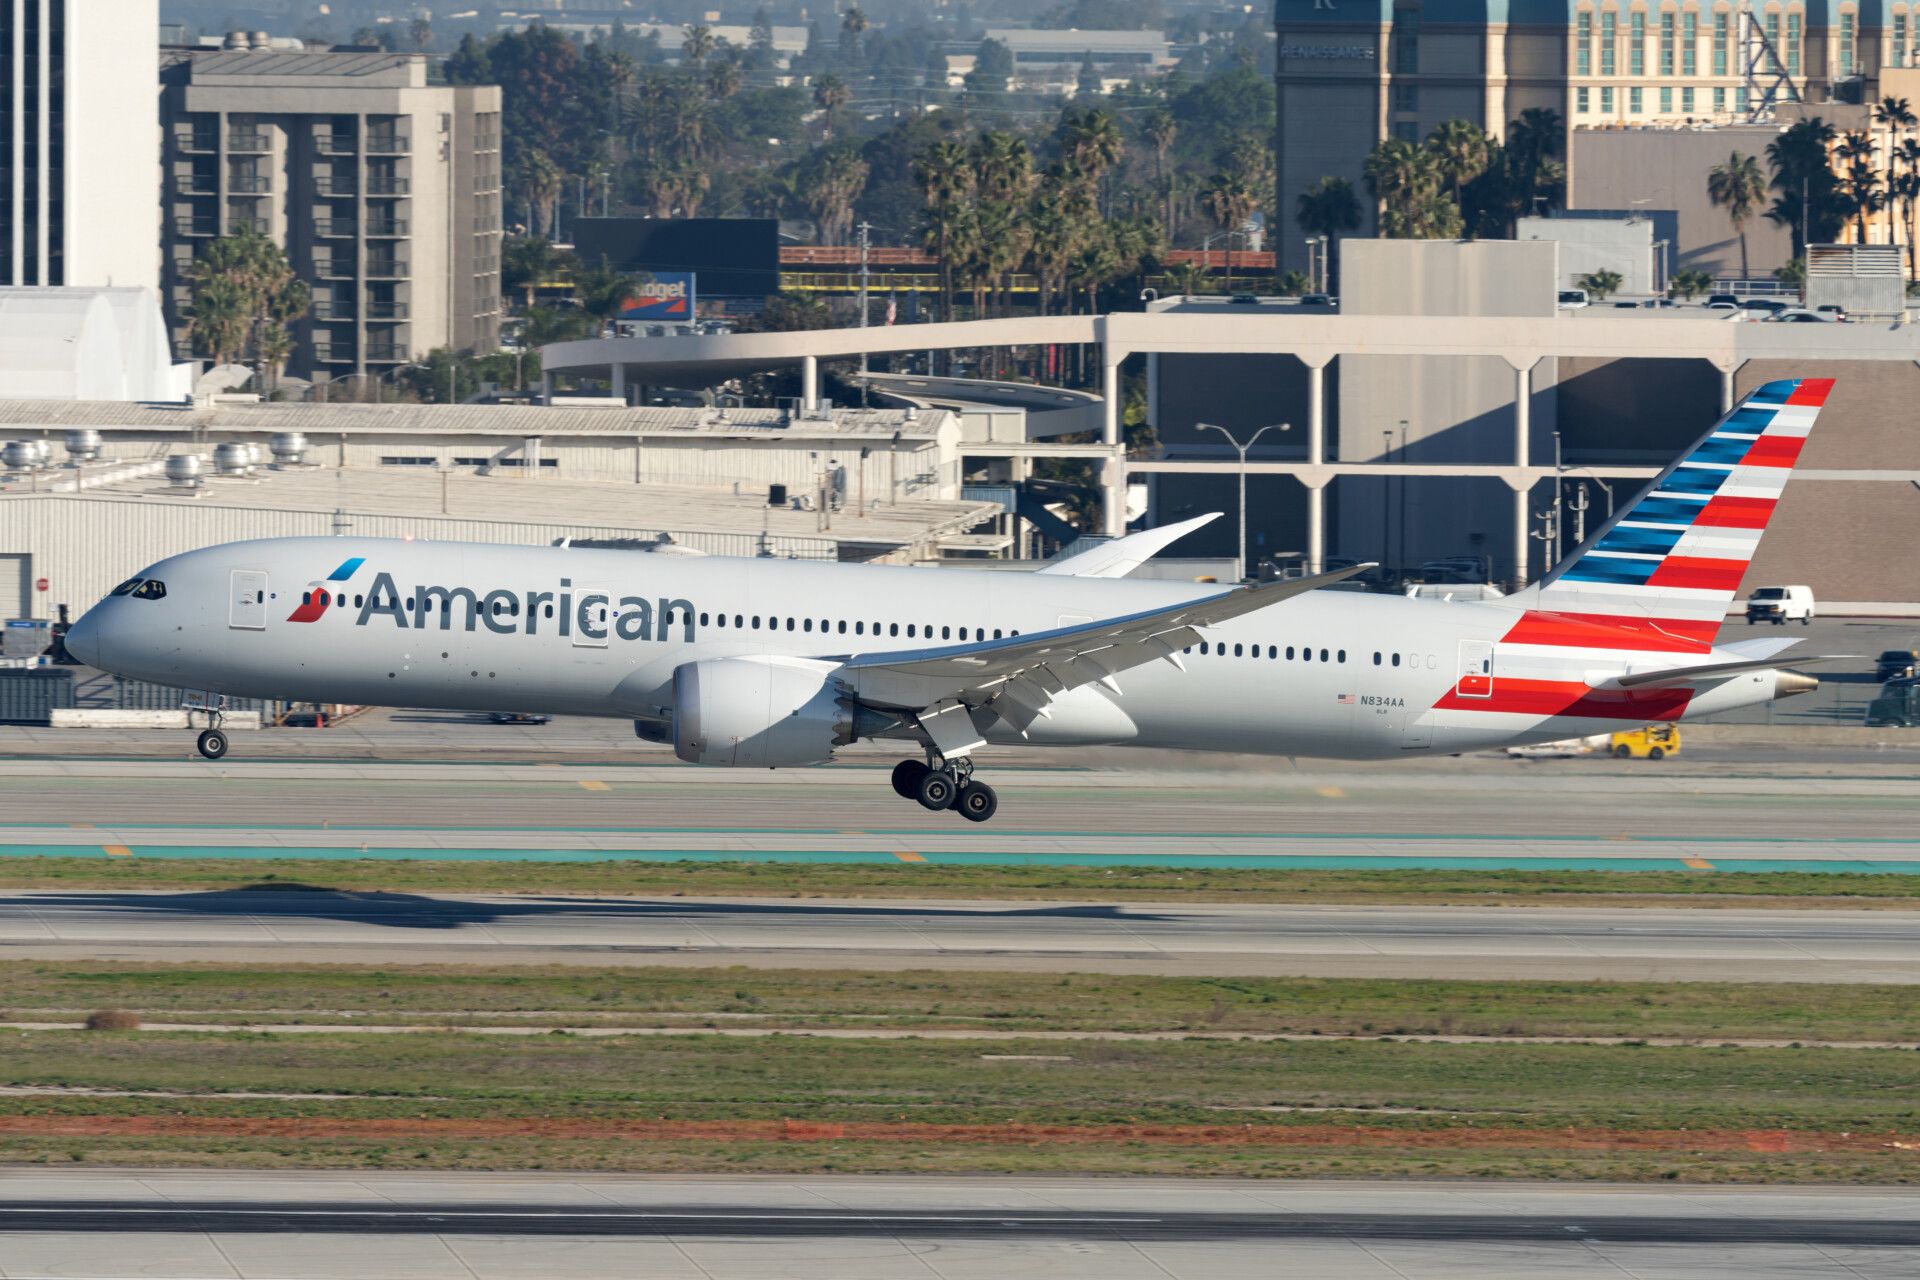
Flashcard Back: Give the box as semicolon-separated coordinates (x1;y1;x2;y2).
1275;0;1918;268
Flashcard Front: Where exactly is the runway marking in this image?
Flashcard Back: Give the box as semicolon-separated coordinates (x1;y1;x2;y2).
101;845;132;858
893;851;927;863
1684;857;1716;870
0;1206;1158;1224
578;780;610;792
1315;786;1346;799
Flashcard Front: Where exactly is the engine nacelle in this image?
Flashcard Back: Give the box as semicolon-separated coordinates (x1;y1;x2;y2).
672;656;854;768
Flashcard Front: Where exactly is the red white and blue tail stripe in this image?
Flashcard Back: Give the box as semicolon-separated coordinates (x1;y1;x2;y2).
1525;376;1830;638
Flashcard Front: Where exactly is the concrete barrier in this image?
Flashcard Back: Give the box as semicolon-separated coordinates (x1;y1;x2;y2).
50;710;262;730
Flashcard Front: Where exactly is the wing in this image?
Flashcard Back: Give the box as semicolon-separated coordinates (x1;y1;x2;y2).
839;563;1373;754
1034;513;1220;579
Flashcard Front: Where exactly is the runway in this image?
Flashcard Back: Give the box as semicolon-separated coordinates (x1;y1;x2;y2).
0;1173;1912;1278
3;888;1916;981
0;754;1917;872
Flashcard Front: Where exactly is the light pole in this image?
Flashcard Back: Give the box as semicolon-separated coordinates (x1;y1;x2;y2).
1196;420;1289;582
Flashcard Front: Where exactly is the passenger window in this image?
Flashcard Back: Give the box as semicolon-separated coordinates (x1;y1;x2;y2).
1233;643;1242;657
803;619;813;633
785;618;795;631
1267;645;1276;658
752;616;761;629
1373;652;1382;666
1286;646;1295;659
1338;650;1346;663
700;612;709;626
837;621;847;634
994;629;1003;639
1320;649;1329;662
1392;653;1401;667
890;623;899;637
733;614;742;627
854;621;864;635
941;626;951;640
908;624;917;637
1199;641;1209;655
546;605;555;619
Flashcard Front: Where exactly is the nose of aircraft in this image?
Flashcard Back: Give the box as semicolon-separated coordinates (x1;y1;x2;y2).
63;607;102;668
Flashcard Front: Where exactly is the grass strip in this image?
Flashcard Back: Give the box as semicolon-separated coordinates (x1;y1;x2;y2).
0;857;1917;905
0;1031;1914;1182
5;962;1920;1042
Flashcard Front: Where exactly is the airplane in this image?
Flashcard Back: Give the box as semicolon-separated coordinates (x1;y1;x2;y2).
63;377;1838;822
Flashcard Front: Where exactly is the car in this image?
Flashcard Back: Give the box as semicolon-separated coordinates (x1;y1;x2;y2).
1740;297;1790;315
1704;300;1740;312
1642;297;1678;308
487;712;552;725
1229;293;1259;305
1706;293;1741;308
1768;308;1835;323
1866;678;1920;727
1876;649;1920;682
1612;300;1640;308
1556;289;1590;310
1299;292;1334;306
1816;304;1848;320
1610;725;1681;759
1745;584;1816;625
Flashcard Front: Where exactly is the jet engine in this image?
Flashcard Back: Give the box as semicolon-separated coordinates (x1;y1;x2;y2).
672;656;883;768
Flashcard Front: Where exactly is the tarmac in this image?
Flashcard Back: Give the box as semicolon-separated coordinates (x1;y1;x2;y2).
0;1172;1912;1279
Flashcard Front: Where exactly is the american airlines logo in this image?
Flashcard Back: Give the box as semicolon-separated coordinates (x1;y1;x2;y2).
299;562;696;643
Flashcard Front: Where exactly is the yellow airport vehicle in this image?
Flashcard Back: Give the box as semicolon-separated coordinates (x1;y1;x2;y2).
1610;725;1681;760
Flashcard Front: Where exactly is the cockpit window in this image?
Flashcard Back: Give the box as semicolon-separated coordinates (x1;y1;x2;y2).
129;580;167;600
110;578;143;596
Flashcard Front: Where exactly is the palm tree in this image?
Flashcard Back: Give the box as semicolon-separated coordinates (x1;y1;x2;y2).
706;60;742;100
1425;120;1491;204
1057;107;1125;205
1580;269;1624;300
1162;259;1211;297
1841;159;1885;244
799;143;869;245
1765;116;1841;255
1707;151;1766;280
1877;97;1918;247
839;5;867;63
186;274;251;367
914;139;974;323
1668;268;1714;300
1295;176;1362;292
1201;169;1256;288
1897;137;1920;276
812;73;850;140
572;257;646;334
511;148;563;238
972;131;1034;203
1026;182;1087;316
1364;137;1453;238
1142;110;1177;232
503;236;574;309
681;24;715;66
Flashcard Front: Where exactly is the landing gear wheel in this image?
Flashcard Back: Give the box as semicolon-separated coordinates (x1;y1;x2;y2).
915;770;957;811
196;729;229;760
1612;744;1632;759
891;759;930;799
956;781;998;823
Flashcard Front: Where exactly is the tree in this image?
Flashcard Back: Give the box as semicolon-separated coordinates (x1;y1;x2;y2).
1201;168;1257;287
1579;269;1624;300
1295;176;1362;292
1142;109;1177;231
184;230;309;388
1668;269;1714;300
507;148;563;237
681;24;715;66
1364;138;1461;239
965;38;1014;101
1895;137;1920;278
839;6;868;64
1707;151;1766;280
502;236;576;309
408;17;432;52
707;60;743;101
572;257;648;333
1425;120;1491;203
812;73;850;139
1837;132;1884;244
799;143;870;245
914;139;974;323
1765;117;1844;257
1075;54;1102;98
1162;260;1212;296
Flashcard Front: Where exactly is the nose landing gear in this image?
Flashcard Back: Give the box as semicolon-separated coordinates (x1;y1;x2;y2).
889;756;998;822
196;728;229;760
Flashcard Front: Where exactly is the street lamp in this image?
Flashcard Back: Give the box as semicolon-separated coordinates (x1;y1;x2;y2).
1196;420;1290;582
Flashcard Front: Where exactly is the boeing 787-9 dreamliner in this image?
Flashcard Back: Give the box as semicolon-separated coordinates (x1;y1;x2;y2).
64;378;1837;821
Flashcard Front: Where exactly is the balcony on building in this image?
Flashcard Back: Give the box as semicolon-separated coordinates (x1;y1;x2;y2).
174;128;218;153
177;170;218;195
364;342;410;362
313;216;356;238
313;128;357;156
314;256;355;280
365;257;410;279
364;132;410;155
311;298;354;321
365;299;410;320
365;217;409;237
226;216;267;235
311;341;356;363
365;175;411;197
226;130;271;153
314;174;357;197
227;173;271;195
174;215;218;237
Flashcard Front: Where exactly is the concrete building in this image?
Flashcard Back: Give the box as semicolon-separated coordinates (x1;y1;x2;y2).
157;38;503;386
1273;0;1920;272
1518;214;1661;291
0;0;160;290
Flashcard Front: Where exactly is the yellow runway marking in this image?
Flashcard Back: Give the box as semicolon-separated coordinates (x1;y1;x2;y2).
578;780;609;791
893;851;926;863
102;845;132;858
1683;856;1715;870
1315;786;1346;799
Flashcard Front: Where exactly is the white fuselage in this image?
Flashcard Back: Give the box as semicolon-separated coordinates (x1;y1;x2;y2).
68;537;1785;761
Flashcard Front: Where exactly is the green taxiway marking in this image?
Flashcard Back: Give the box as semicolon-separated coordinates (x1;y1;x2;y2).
0;845;1917;874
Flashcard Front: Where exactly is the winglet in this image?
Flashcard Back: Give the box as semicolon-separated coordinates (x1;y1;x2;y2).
1035;513;1222;579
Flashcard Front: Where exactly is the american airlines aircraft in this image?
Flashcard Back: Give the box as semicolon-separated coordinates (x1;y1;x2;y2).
63;378;1835;822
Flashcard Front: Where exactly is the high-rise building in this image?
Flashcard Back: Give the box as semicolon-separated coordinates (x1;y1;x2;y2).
0;0;160;289
159;37;502;385
1274;0;1894;272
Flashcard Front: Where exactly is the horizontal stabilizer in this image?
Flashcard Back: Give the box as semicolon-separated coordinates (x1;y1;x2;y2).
1719;636;1804;661
1611;654;1848;690
1036;513;1221;579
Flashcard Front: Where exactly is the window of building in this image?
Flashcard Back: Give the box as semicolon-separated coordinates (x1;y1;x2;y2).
1391;6;1419;72
1393;120;1420;142
1630;11;1645;73
1765;12;1782;72
1713;12;1728;75
1736;85;1749;112
1898;14;1908;67
1683;10;1698;73
1630;85;1643;112
380;456;436;466
1788;11;1802;75
1682;85;1695;112
1714;86;1726;111
1602;10;1617;73
1841;10;1856;76
1394;83;1418;112
1660;85;1673;113
1578;86;1591;113
1577;11;1593;74
1660;11;1675;72
1602;85;1616;113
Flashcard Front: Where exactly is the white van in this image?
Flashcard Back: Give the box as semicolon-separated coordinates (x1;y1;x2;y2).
1745;585;1815;625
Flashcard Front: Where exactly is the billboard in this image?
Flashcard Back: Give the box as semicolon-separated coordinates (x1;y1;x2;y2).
572;218;780;298
618;272;696;321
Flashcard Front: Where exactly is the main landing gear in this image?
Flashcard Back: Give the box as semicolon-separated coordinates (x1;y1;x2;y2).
891;757;998;823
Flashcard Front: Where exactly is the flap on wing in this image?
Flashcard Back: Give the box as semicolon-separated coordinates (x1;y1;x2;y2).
1034;513;1220;579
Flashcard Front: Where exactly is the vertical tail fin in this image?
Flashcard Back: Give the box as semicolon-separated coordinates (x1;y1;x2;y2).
1524;377;1832;642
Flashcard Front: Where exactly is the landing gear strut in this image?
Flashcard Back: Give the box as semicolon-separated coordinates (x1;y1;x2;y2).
890;755;997;822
